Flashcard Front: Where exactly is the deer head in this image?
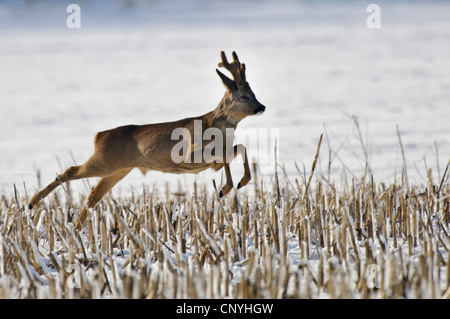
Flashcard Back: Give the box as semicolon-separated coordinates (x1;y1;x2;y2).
216;51;266;123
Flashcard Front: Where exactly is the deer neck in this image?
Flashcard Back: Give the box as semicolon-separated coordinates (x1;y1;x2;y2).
206;95;240;130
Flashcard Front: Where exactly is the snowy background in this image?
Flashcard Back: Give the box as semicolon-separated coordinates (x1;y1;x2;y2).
0;0;449;198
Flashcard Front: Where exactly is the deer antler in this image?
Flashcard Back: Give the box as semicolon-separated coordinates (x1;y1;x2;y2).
218;51;247;86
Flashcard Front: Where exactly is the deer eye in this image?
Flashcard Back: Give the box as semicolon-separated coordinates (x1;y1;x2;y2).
240;96;249;102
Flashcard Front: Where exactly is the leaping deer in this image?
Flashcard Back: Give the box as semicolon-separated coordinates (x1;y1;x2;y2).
28;51;266;230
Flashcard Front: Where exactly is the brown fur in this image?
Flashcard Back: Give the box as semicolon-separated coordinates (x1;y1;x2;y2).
28;51;265;230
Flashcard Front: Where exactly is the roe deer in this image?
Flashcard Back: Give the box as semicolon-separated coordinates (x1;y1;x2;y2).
28;51;266;230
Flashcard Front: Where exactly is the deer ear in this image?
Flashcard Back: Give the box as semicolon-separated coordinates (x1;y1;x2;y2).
216;69;237;91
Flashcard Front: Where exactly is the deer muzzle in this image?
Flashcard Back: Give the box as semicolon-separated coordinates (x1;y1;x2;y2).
254;104;266;115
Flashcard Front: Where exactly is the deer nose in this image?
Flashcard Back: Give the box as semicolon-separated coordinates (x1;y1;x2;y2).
254;104;266;114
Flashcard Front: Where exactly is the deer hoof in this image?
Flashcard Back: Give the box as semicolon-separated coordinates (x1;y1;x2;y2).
237;182;242;189
28;203;33;210
219;190;223;198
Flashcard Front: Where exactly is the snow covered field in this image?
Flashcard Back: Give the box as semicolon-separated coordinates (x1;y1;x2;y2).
1;0;449;198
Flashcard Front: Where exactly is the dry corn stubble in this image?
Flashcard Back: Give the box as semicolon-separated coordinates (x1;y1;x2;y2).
1;140;449;299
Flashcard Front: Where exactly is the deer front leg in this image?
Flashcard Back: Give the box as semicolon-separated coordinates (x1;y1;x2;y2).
219;161;233;198
234;144;251;189
218;144;251;197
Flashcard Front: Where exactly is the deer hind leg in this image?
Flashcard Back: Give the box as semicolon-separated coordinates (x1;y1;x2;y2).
28;157;114;209
29;165;83;209
73;168;132;231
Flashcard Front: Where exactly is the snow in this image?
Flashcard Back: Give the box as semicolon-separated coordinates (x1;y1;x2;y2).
0;1;449;200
